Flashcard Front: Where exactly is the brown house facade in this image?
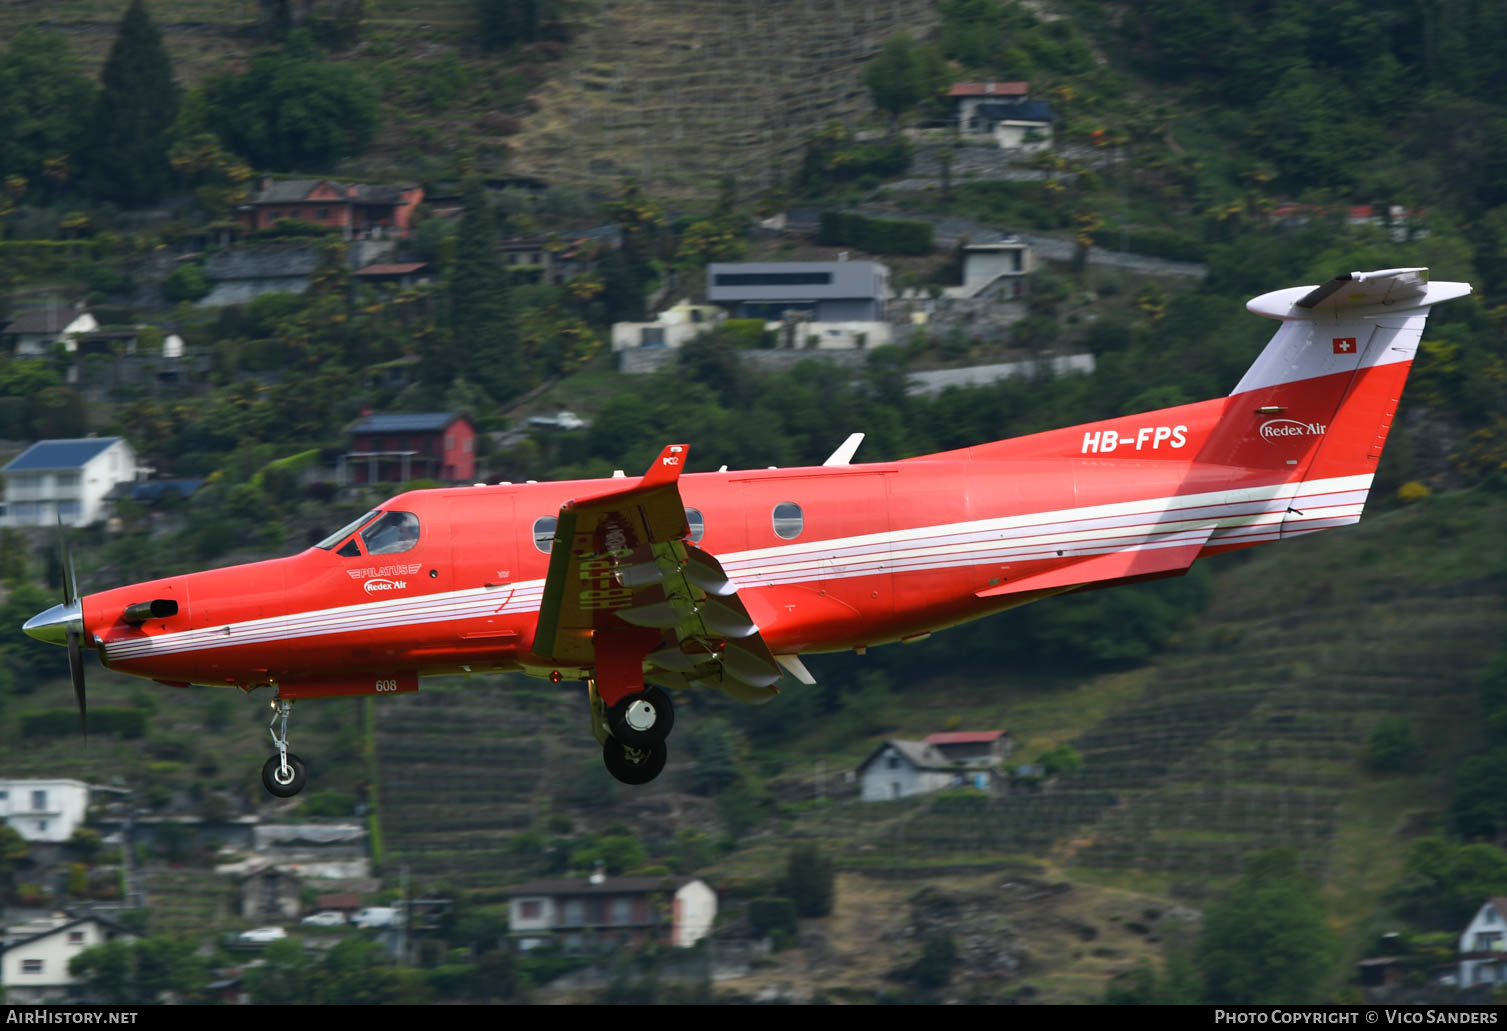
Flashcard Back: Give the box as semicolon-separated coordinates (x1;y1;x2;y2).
239;179;424;240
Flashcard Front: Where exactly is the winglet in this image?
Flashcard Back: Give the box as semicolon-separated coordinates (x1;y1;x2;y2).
641;444;689;488
822;433;864;467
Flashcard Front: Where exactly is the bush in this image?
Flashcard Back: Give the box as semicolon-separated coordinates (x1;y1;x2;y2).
747;896;798;938
162;263;210;303
818;211;933;255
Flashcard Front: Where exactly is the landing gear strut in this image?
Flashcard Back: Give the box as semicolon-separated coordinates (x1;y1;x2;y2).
262;698;307;797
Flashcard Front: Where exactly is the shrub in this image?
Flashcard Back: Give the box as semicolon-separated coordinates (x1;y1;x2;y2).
818;211;933;255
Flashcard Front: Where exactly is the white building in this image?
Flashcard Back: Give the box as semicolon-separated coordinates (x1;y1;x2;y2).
856;740;959;802
1;437;139;528
611;300;724;352
1;915;138;1003
0;779;90;842
1;307;97;357
506;874;716;953
1458;898;1507;987
946;239;1035;299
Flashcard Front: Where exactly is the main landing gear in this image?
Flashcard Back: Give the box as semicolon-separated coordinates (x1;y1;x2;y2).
591;682;675;785
262;698;307;797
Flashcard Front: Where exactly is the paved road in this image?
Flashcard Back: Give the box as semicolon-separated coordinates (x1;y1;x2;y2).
856;207;1207;280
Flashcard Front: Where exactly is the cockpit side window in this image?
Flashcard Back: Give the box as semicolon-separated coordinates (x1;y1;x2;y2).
336;537;363;558
316;509;380;550
361;511;421;555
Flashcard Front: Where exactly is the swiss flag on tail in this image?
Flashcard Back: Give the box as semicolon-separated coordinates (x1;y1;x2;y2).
1333;337;1357;354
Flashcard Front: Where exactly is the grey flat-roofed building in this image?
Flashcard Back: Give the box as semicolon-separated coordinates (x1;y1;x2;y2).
707;260;889;321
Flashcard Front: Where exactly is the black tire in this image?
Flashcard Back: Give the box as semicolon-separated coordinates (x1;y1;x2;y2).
607;685;675;748
261;753;308;797
602;738;667;785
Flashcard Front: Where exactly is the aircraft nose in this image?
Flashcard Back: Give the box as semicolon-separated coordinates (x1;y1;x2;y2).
23;601;81;646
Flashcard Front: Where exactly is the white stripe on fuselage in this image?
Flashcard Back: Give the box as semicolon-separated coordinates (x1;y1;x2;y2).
104;473;1372;663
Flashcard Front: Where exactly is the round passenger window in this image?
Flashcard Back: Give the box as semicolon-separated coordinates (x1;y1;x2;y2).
772;502;803;540
532;516;557;554
685;507;705;543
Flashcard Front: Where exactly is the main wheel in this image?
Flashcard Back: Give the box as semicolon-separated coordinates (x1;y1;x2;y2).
261;753;308;797
602;738;667;785
607;686;675;749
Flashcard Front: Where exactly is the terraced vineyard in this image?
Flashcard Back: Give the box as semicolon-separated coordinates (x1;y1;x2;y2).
509;0;940;198
371;681;597;897
775;492;1507;892
141;867;231;935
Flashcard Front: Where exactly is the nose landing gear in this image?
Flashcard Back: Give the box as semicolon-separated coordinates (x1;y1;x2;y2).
261;698;307;797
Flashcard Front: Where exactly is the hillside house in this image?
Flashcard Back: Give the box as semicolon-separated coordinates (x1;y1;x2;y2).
1458;898;1507;987
1;306;97;356
0;779;90;842
238;179;424;240
947;239;1035;299
341;412;477;485
506;874;717;954
1;437;139;529
924;730;1015;765
947;82;1054;151
0;915;138;1003
611;300;725;352
354;262;431;288
856;739;995;801
707;260;889;322
239;866;302;922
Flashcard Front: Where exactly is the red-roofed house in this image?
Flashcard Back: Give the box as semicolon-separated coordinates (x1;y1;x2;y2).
949;82;1028;133
239;179;424;240
354;262;431;287
924;730;1015;765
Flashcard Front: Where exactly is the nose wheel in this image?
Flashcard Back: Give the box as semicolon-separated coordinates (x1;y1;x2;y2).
607;685;675;749
262;698;307;797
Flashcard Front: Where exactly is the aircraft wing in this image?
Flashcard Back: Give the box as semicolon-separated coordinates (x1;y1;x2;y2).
534;445;782;703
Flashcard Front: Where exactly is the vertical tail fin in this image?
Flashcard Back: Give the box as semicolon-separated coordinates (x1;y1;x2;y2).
1204;267;1470;536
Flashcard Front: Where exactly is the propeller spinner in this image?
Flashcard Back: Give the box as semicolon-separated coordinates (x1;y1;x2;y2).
21;519;87;736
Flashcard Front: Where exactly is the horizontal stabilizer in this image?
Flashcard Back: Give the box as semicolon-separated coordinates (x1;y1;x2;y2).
976;526;1216;599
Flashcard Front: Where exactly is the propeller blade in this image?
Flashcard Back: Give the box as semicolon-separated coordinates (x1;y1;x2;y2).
57;515;78;607
66;629;86;740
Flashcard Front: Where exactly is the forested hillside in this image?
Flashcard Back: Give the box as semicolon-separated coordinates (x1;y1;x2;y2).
0;0;1504;1005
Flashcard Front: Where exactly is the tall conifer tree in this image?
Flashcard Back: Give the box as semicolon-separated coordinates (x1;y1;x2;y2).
82;0;179;207
447;178;517;399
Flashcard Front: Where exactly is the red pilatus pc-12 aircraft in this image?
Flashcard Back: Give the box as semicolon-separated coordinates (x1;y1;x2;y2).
22;267;1470;794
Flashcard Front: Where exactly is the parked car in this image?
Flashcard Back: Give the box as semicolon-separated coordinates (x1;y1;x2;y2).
300;911;346;926
352;907;399;929
238;926;287;943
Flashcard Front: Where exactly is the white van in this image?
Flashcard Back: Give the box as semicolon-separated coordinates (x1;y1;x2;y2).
352;906;399;929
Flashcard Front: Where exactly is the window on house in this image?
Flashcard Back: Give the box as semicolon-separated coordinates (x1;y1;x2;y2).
563;900;585;926
520;900;542;920
886;755;899;770
317;207;330;219
67;932;84;945
31;790;46;811
533;516;557;554
772;502;803;540
1478;932;1503;952
22;960;42;974
445;435;454;451
685;508;705;543
611;898;632;925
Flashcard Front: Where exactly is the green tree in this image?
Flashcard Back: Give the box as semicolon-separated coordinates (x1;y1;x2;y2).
201;33;378;171
80;0;180;207
0;28;96;199
865;34;930;128
1197;848;1335;1004
446;178;517;399
780;844;835;918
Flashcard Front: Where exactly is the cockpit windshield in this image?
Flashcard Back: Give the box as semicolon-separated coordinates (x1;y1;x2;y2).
315;510;380;551
360;511;421;555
